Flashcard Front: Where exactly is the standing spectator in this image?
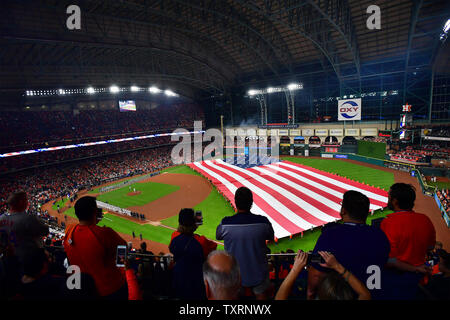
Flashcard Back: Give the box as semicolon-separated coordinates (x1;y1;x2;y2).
380;183;436;299
14;247;99;301
139;242;148;254
306;191;390;300
203;251;241;300
216;187;275;300
169;208;217;300
0;191;49;260
63;196;128;299
14;247;67;300
124;259;143;300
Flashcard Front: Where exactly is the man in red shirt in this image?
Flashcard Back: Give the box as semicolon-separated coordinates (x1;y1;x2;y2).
64;196;128;299
380;183;436;299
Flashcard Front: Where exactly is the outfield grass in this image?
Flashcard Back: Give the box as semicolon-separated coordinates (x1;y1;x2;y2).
96;182;179;208
161;165;201;176
98;214;174;246
282;157;394;191
88;179;133;194
426;180;450;191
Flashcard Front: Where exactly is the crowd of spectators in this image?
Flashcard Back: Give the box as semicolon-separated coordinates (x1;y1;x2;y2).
389;148;430;163
1;182;449;301
0;145;174;214
0;103;204;152
389;144;450;164
0;136;175;173
436;189;450;216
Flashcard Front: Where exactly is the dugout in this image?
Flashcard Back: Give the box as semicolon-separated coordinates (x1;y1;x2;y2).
341;136;358;153
322;136;340;153
308;136;321;157
279;135;291;155
308;136;321;146
293;136;306;156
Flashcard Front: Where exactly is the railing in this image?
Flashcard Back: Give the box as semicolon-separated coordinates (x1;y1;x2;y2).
416;169;437;196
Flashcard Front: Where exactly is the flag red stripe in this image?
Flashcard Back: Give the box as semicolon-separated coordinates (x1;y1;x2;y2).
282;161;388;197
253;165;341;219
214;161;327;226
278;162;387;207
200;161;303;234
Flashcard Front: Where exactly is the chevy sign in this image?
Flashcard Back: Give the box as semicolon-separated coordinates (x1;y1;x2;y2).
338;99;361;121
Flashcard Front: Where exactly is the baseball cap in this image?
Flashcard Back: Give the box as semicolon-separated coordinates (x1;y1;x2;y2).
178;208;196;227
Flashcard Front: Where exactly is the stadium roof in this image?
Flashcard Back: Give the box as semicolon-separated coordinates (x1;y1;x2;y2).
0;0;449;100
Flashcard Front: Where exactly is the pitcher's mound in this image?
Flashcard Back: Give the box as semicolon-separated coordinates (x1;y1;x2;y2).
127;191;141;196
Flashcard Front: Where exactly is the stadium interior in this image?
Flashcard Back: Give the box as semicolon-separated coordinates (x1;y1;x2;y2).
0;0;449;304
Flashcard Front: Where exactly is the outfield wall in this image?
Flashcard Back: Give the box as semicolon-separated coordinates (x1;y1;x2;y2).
434;193;450;228
96;200;132;217
98;171;161;193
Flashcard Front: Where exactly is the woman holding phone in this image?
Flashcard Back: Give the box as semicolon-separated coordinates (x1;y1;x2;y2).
275;251;371;300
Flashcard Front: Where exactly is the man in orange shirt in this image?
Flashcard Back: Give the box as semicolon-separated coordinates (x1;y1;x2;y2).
64;196;128;299
380;183;436;299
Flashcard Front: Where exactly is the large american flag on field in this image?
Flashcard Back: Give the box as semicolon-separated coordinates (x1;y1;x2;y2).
188;159;388;239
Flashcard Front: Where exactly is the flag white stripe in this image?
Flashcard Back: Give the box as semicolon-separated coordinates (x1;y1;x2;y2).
192;162;290;238
267;163;383;211
279;162;388;203
205;160;316;230
253;165;341;220
217;159;338;223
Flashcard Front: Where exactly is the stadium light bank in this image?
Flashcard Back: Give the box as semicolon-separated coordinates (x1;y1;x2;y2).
24;86;180;97
247;83;303;97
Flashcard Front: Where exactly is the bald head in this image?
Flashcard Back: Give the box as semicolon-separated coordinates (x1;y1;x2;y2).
203;251;241;300
208;251;234;273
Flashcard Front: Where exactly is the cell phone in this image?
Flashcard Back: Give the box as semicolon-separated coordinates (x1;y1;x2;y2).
96;207;103;221
116;245;127;267
195;210;203;226
371;217;384;228
307;252;325;265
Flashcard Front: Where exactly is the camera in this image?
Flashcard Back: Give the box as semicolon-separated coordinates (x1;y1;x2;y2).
307;252;325;265
96;207;103;221
195;210;203;226
116;245;127;267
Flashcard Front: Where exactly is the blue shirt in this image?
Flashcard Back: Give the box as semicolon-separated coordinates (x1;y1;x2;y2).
216;212;274;287
312;222;390;299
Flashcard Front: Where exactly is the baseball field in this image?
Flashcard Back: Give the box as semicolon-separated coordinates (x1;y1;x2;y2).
46;156;408;253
